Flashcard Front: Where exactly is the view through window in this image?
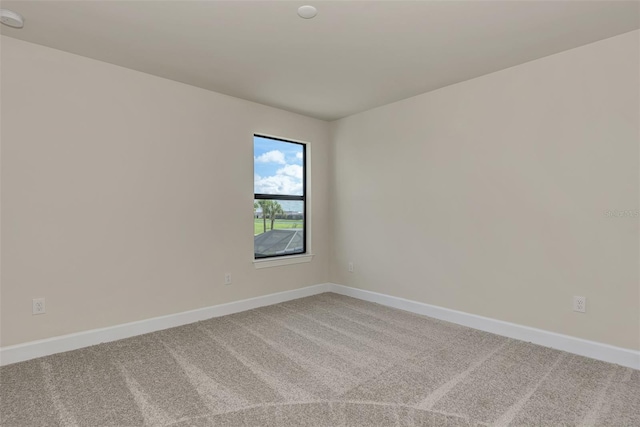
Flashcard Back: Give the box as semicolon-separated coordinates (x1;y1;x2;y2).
254;135;306;258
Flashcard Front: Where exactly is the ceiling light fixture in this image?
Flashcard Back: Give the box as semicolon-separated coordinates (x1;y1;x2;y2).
297;5;317;19
0;9;24;28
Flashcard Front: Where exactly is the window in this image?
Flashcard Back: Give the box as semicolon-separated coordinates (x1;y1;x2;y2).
254;135;306;259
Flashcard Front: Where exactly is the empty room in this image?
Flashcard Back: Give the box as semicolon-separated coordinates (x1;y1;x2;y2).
1;1;638;426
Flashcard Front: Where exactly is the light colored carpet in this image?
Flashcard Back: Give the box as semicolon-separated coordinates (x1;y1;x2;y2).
1;293;638;426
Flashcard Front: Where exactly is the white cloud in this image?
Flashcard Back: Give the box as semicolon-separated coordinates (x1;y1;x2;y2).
276;164;303;179
254;174;302;195
296;152;303;160
254;163;303;195
255;150;286;164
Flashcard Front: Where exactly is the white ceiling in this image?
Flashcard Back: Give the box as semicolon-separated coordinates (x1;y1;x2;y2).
1;1;638;121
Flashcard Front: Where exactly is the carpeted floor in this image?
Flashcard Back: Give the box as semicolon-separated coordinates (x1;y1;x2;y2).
1;293;638;426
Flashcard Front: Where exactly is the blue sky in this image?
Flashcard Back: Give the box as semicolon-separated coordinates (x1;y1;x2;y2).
254;136;304;212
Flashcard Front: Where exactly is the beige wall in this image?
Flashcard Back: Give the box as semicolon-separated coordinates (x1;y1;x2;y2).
0;36;331;346
330;31;640;350
2;31;638;352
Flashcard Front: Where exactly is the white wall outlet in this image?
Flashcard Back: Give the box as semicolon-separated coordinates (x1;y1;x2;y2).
224;273;232;285
573;296;586;313
32;298;46;315
348;261;354;273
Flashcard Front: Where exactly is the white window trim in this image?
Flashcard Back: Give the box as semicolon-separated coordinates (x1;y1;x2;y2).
253;253;314;269
253;133;312;266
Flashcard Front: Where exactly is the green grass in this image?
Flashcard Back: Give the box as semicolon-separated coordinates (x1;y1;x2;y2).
254;219;303;235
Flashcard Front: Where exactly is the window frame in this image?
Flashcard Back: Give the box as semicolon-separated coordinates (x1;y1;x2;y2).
253;134;307;260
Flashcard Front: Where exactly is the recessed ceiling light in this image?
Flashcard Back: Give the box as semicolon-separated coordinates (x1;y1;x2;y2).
0;9;24;28
297;5;317;19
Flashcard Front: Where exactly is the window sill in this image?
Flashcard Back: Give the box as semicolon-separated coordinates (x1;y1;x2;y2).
253;253;314;269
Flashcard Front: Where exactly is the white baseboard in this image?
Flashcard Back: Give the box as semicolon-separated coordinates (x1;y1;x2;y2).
0;283;331;366
328;283;640;370
3;282;638;370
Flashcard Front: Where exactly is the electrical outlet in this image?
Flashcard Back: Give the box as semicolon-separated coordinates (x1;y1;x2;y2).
224;273;232;285
573;296;586;313
32;298;46;315
348;261;354;273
